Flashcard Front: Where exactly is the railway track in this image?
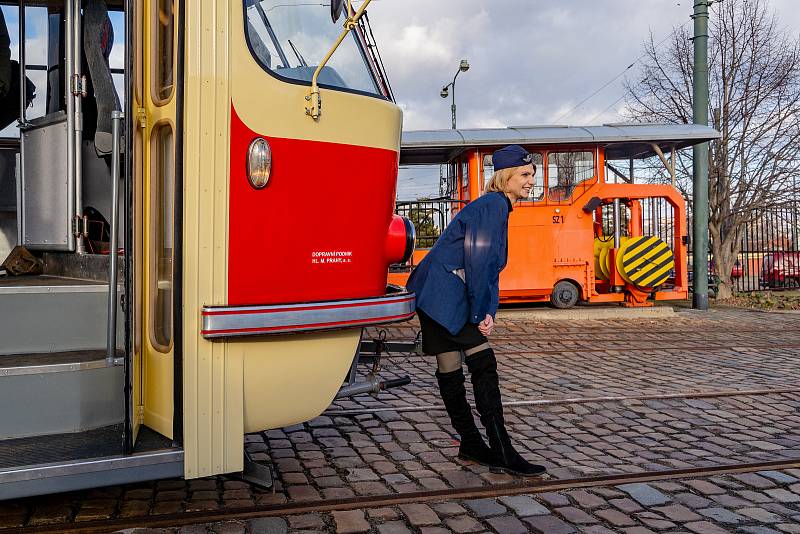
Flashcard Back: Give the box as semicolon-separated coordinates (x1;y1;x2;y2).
325;386;800;416
364;341;800;358
20;458;800;533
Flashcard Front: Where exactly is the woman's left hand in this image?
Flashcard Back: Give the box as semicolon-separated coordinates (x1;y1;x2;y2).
479;314;494;336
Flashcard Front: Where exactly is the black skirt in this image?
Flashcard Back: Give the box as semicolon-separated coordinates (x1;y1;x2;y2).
417;309;487;355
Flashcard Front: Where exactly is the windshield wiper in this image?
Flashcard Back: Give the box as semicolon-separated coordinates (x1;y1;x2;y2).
288;39;308;67
254;1;290;68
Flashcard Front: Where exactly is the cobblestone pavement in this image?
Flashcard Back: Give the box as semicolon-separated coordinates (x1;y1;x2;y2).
104;468;800;533
1;306;799;532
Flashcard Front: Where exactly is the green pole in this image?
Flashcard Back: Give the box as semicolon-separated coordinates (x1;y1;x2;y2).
692;0;710;310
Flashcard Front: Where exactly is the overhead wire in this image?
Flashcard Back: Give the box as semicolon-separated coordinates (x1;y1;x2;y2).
554;21;689;125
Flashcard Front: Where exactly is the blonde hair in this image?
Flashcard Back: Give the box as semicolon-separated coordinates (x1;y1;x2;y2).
484;164;537;194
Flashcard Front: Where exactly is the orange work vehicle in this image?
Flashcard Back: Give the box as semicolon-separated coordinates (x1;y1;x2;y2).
390;124;719;308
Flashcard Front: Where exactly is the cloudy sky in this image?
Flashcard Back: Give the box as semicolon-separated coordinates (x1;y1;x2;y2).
365;0;800;197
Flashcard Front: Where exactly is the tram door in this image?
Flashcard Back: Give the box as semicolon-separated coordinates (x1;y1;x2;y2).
132;0;178;443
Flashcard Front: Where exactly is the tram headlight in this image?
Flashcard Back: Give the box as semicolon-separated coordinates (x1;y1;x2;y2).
247;138;272;189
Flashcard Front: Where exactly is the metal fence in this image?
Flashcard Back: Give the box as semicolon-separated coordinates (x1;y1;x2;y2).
722;202;800;292
395;199;466;249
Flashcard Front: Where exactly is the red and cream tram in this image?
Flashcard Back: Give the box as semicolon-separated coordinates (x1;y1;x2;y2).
0;0;413;499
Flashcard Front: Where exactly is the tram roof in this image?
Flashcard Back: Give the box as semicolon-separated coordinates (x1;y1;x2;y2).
400;123;720;165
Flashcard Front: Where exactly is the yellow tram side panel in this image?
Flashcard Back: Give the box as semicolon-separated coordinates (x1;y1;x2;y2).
177;1;403;479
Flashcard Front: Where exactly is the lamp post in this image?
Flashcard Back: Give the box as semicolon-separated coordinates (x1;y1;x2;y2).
440;59;470;129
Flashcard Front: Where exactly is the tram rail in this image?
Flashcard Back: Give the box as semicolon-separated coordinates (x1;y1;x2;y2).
325;386;800;416
17;459;800;533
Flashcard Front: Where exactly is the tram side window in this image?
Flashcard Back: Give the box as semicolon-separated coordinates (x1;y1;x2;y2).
153;0;174;104
547;151;594;203
243;0;381;96
150;124;174;352
483;152;544;201
0;6;47;138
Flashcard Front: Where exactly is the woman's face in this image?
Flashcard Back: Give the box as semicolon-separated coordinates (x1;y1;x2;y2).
505;164;535;202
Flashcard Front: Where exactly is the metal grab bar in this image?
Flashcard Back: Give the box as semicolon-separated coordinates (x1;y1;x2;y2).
106;111;123;364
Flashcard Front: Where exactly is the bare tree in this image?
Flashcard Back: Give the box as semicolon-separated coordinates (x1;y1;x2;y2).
624;0;800;300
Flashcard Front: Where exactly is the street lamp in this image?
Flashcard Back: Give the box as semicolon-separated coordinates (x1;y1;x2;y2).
440;59;470;129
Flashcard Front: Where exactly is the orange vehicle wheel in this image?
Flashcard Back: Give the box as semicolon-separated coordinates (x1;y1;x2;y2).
550;280;580;309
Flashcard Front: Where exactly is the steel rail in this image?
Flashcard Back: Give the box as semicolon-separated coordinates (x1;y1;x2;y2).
362;342;800;358
325;387;800;416
20;459;800;533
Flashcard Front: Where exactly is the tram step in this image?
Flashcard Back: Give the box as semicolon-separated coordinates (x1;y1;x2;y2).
0;274;122;355
0;425;181;500
0;349;124;440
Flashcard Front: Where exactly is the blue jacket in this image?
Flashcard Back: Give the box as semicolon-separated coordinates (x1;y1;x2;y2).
407;192;512;335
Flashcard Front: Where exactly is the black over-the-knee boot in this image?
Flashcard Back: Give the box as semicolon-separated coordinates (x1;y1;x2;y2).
466;347;546;477
435;369;496;466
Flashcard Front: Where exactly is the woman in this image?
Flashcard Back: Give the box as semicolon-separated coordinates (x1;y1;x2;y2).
407;145;546;477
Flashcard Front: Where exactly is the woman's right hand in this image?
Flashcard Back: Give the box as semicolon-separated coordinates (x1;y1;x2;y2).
478;314;494;336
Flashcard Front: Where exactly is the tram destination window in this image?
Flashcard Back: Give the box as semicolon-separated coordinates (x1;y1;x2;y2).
547;151;594;203
243;0;381;96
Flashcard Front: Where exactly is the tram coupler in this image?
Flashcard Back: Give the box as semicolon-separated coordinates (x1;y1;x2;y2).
335;373;411;398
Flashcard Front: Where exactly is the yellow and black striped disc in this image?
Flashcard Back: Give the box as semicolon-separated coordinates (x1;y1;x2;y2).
616;235;674;288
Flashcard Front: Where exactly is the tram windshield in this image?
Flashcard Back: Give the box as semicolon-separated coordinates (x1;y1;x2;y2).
244;0;382;96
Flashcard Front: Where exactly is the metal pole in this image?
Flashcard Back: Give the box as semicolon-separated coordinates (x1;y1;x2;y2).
692;0;710;309
106;111;123;364
17;0;26;125
74;0;86;254
64;0;77;251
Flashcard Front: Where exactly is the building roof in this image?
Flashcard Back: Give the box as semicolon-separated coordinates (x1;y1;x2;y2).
400;123;720;165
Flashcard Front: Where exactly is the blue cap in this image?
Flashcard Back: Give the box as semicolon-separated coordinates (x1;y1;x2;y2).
492;145;533;171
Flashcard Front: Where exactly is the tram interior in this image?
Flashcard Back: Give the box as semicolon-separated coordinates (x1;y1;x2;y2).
0;0;173;486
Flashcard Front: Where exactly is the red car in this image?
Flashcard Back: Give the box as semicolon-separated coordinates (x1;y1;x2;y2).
760;252;800;288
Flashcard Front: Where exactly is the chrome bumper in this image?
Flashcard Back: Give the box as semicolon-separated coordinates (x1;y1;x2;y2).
201;290;415;339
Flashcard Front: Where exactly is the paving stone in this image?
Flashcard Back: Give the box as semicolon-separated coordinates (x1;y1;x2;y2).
368;508;398;520
738;507;784;523
674;492;712;508
498;495;549;516
554;506;598;524
209;522;247;534
776;524;800;533
464;498;506;517
331;510;370;534
523;514;577;534
617;483;671;506
684;521;731;534
486;515;528;534
765;488;800;502
445;515;483;533
432;502;467;516
539;492;571;507
608;497;643;513
697;506;745;524
377;522;414;534
738;528;784;534
288;515;324;530
399;503;439;526
732;473;777;489
651;504;702;522
248;518;288;534
760;471;799;484
683;479;726;495
594;507;636;526
567;490;606;509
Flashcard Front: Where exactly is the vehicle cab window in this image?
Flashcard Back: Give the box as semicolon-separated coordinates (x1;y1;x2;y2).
243;0;382;97
483;152;544;201
547;150;594;203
